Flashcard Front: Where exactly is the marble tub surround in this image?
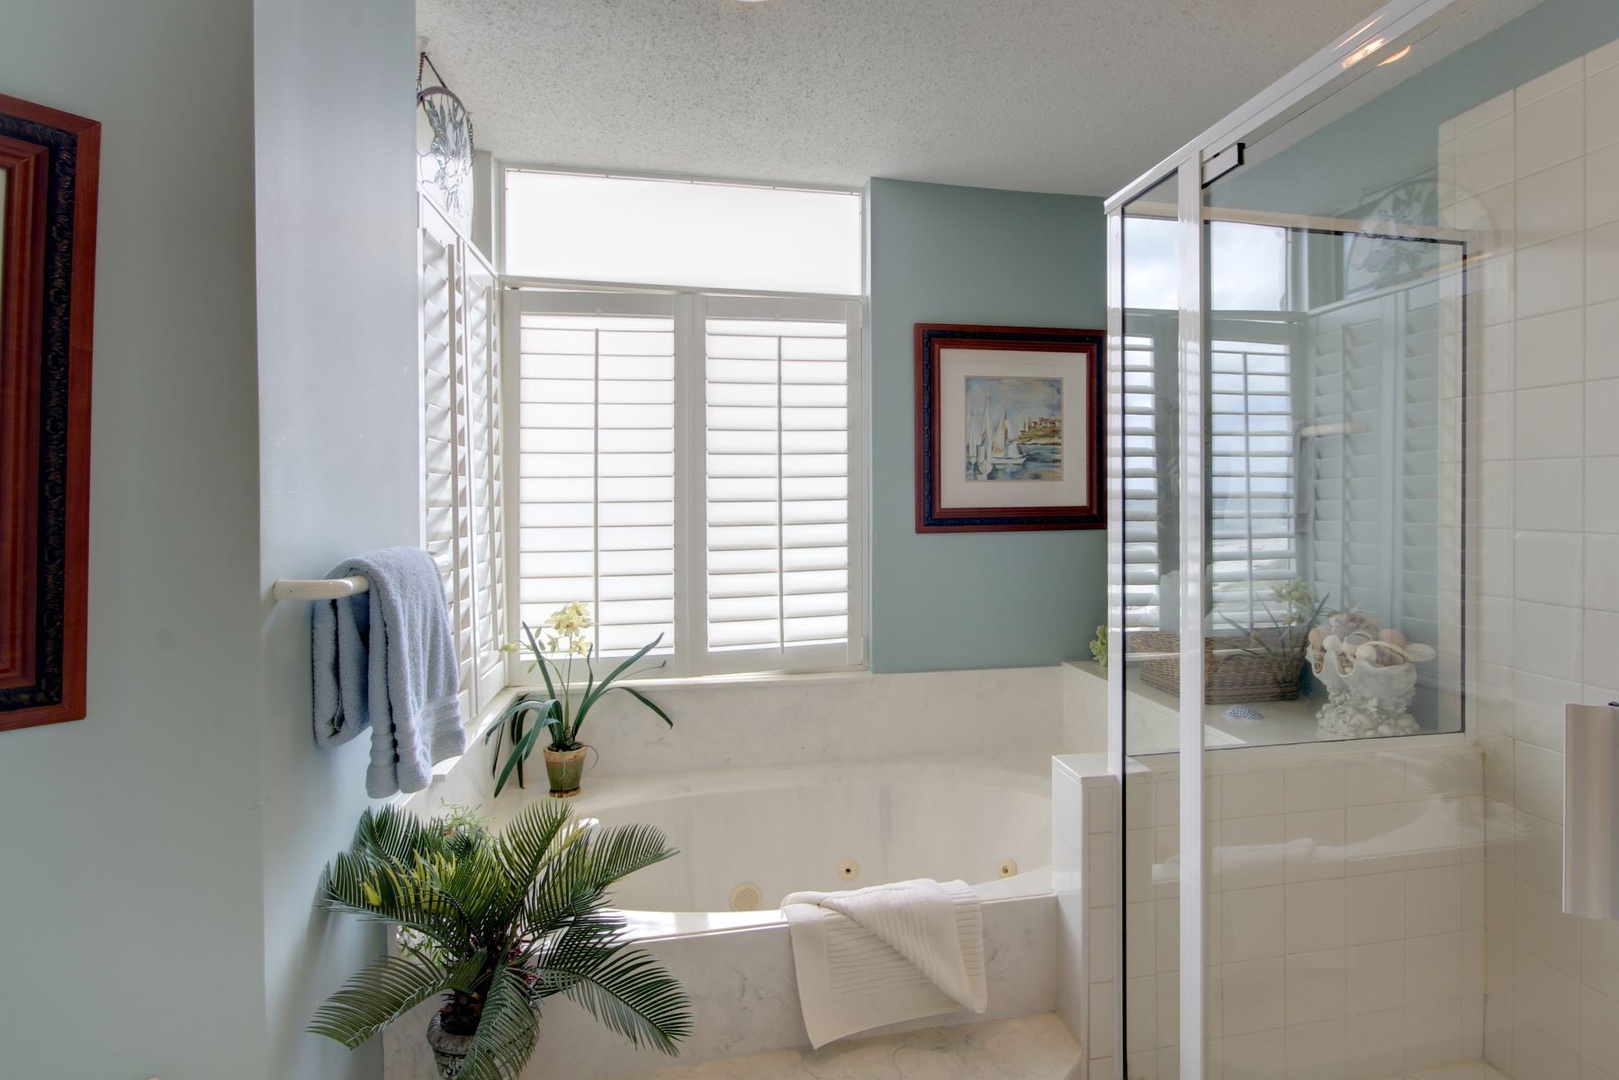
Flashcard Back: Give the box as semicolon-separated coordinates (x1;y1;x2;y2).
1055;741;1486;1080
382;890;1059;1080
385;757;1059;1080
411;665;1063;810
606;1013;1083;1080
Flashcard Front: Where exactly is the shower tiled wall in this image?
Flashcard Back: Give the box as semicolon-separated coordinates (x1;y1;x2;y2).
1440;35;1619;1080
1056;742;1484;1080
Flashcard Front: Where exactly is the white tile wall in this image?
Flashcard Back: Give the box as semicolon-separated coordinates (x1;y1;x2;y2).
1443;41;1619;1080
1059;743;1484;1080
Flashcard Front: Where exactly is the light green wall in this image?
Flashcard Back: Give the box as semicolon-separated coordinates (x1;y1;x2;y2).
867;179;1107;672
0;1;268;1076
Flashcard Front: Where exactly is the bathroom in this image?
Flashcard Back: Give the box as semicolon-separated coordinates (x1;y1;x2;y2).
2;0;1619;1078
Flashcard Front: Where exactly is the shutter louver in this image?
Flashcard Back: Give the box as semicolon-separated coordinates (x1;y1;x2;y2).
517;311;678;656
704;316;852;653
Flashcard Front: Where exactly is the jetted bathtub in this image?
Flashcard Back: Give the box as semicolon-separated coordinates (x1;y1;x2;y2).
386;757;1059;1080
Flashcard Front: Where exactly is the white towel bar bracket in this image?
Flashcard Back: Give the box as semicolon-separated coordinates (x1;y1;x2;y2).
272;575;371;602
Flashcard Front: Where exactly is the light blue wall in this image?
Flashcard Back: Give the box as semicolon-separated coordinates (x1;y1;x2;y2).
867;179;1107;672
0;1;269;1076
0;2;414;1077
253;1;418;1078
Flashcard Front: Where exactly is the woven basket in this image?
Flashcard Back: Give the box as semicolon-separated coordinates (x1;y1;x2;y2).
1133;631;1302;704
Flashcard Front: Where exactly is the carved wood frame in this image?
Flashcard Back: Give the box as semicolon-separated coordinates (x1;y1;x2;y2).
0;93;98;730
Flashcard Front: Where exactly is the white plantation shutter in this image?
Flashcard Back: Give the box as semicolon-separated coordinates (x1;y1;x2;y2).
418;197;505;719
509;293;679;658
702;296;863;669
464;250;508;708
505;291;864;676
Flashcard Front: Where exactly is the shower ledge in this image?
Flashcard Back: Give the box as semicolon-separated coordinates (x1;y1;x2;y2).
606;1012;1081;1080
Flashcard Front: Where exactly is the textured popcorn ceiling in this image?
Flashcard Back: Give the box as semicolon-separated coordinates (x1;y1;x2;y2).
417;0;1386;197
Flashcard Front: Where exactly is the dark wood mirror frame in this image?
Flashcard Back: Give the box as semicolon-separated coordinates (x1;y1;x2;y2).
0;93;98;731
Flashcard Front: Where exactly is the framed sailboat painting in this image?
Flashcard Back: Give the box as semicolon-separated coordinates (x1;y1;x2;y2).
914;324;1104;532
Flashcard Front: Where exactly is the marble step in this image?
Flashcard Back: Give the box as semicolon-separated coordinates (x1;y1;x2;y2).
609;1013;1081;1080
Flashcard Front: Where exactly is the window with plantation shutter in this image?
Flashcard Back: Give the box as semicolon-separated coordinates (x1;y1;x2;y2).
510;293;679;658
505;291;865;678
419;196;507;720
702;297;860;669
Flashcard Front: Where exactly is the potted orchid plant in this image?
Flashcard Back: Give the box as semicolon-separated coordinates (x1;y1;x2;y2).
487;602;671;798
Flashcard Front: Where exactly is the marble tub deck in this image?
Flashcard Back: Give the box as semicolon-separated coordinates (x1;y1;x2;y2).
612;1013;1082;1080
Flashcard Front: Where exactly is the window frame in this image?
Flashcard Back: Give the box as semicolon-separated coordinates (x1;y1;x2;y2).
500;287;868;684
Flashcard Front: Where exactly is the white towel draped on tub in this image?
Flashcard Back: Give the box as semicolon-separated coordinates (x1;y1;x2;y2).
781;878;987;1048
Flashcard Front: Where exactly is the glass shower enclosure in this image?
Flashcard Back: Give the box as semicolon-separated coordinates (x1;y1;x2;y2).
1105;0;1619;1076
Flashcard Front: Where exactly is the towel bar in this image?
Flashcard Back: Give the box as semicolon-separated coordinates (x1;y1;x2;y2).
272;575;370;602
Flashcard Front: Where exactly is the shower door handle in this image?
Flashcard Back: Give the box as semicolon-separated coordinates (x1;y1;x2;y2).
1565;703;1619;919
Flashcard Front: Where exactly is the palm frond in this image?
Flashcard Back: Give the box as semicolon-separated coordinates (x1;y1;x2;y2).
456;966;541;1080
309;952;484;1048
492;800;574;893
546;947;693;1055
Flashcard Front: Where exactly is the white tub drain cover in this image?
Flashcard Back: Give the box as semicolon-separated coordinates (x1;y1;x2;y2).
729;882;762;911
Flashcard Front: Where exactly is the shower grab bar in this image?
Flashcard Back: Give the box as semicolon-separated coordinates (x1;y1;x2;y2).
272;575;370;602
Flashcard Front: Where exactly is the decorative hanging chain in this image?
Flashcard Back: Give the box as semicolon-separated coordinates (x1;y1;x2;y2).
417;51;475;154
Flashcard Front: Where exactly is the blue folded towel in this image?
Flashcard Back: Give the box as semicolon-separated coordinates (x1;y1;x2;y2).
311;547;466;797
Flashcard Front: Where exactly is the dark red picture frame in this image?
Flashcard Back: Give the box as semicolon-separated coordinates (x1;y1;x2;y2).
915;323;1104;533
0;93;99;730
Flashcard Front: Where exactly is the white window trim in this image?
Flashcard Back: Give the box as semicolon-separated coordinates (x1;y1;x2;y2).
500;287;868;684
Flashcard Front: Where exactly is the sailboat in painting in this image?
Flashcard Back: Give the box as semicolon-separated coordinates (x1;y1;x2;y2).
989;410;1026;466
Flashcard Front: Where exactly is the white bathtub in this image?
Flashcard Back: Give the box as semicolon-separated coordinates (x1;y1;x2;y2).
387;757;1059;1080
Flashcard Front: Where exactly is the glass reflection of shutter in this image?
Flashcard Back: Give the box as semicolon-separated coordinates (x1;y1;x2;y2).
1208;328;1298;632
1307;287;1440;645
701;297;862;668
1121;327;1164;629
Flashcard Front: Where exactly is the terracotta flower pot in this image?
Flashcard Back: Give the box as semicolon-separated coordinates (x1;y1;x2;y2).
544;745;589;797
426;1011;475;1079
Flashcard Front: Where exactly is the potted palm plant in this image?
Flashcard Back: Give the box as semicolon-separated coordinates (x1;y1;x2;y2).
310;802;692;1080
487;602;671;797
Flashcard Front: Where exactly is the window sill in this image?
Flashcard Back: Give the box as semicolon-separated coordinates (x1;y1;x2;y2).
411;666;872;795
507;665;871;694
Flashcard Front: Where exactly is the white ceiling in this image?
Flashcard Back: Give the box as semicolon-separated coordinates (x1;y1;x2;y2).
417;0;1389;198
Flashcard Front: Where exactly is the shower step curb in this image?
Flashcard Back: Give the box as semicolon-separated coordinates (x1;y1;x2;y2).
607;1012;1081;1080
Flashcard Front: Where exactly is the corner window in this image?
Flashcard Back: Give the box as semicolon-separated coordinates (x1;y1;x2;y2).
500;169;866;678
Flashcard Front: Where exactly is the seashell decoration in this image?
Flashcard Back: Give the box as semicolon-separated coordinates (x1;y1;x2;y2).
1306;606;1435;738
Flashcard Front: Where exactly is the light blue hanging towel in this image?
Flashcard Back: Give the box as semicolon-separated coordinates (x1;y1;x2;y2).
311;547;466;797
